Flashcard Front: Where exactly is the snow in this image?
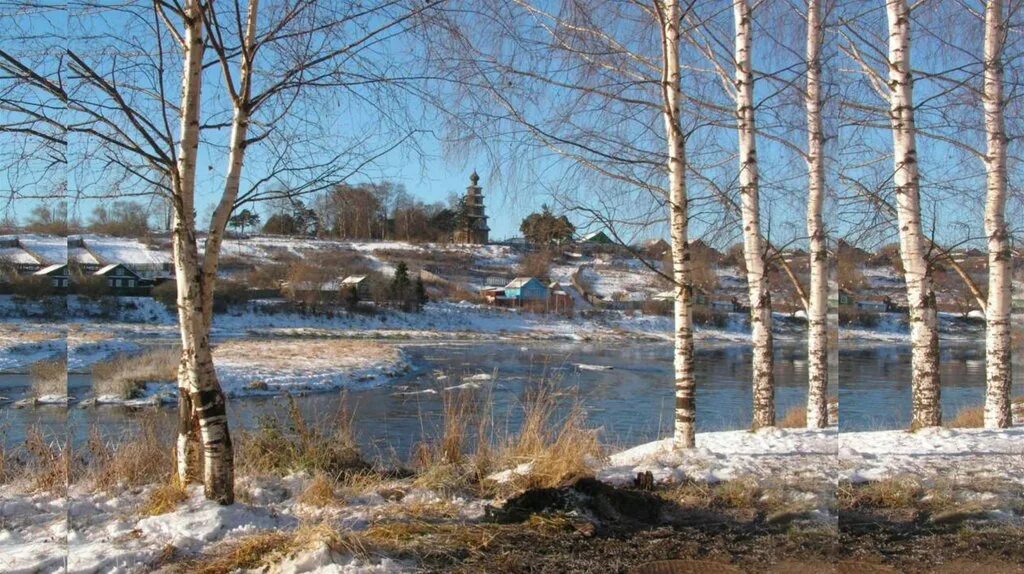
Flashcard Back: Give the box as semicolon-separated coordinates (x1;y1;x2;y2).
76;235;171;267
598;428;838;485
14;234;66;265
839;427;1024;484
0;247;41;265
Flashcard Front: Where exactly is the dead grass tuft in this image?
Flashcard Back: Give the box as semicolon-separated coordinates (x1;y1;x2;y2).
778;406;807;429
501;388;605;492
237;394;368;478
297;473;343;508
30;358;67;398
23;427;73;494
92;346;180;399
665;478;763;510
142;480;190;516
947;406;985;429
86;414;174;491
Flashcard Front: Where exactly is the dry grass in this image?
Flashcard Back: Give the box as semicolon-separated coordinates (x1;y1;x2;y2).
142;480;190;516
23;427;73;494
947;406;985;428
236;394;368;478
412;385;605;496
297;473;343;507
838;477;924;510
92;346;180;399
502;393;604;492
778;406;807;429
85;414;174;491
182;523;342;574
30;358;67;398
665;478;763;510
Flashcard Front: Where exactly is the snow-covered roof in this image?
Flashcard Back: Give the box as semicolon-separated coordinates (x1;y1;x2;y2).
94;263;138;276
582;231;609;241
340;275;367;285
34;263;67;276
0;247;41;265
505;277;543;289
69;247;99;265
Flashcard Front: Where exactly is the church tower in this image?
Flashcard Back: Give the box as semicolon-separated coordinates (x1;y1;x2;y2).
454;170;489;244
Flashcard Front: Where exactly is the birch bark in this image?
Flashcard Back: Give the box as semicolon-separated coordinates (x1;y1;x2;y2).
171;0;235;503
805;0;829;429
982;0;1012;428
886;0;941;429
734;0;775;428
660;0;696;448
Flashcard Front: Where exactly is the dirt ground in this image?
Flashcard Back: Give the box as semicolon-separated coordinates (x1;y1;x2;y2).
405;479;1024;574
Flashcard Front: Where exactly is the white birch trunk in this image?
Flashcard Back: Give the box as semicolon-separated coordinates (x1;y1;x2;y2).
171;0;234;503
805;0;829;429
734;0;774;428
661;0;696;449
982;0;1012;428
886;0;941;429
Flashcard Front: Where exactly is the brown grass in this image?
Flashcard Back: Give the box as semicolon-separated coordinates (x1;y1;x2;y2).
236;394;368;478
297;473;343;508
838;478;924;510
183;523;343;574
778;406;807;429
92;346;180;398
30;358;67;398
23;427;73;494
85;414;174;491
142;480;190;516
502;391;604;492
947;406;985;429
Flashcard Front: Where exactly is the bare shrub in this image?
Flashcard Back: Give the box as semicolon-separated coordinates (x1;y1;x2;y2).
516;250;554;280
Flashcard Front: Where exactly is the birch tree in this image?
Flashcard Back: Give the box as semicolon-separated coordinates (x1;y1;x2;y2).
422;0;706;447
886;0;941;427
982;0;1013;428
734;0;775;428
658;0;697;448
804;0;829;429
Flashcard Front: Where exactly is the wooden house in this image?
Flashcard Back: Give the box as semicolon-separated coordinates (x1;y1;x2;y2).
504;277;549;303
34;263;70;290
580;230;614;245
340;275;371;300
94;263;142;290
547;282;574;312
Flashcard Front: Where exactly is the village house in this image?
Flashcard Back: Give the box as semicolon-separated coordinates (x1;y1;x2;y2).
548;281;574;313
34;263;70;290
340;275;371;300
580;230;613;245
94;263;143;291
503;277;549;304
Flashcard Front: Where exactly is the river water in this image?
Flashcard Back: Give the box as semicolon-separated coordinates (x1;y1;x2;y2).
1;338;1009;457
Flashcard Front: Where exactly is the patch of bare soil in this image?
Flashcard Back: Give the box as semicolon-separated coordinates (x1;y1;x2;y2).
409;479;1022;574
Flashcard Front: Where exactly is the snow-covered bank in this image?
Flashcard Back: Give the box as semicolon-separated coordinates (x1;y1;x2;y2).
840;427;1024;484
598;428;838;485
